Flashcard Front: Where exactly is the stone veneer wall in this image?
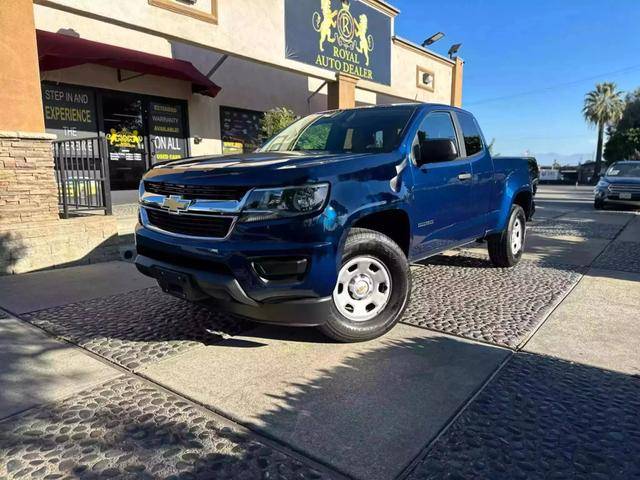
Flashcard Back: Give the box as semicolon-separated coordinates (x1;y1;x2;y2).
0;131;120;274
0;131;59;223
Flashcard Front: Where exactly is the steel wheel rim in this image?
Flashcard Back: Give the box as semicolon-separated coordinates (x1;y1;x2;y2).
333;255;392;322
511;217;523;254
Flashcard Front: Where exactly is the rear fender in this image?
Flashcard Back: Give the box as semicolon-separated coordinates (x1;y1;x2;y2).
495;171;532;232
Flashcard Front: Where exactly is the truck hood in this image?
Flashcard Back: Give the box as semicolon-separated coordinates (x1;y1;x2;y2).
143;151;403;187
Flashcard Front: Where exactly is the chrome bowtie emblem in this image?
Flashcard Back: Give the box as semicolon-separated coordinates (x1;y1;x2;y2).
161;195;191;213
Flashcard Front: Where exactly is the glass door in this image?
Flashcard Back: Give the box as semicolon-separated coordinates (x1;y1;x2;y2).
101;93;147;190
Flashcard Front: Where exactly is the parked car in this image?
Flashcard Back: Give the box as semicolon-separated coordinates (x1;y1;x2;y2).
135;104;534;342
594;161;640;209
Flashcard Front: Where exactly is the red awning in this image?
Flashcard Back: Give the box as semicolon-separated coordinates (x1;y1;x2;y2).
36;30;221;98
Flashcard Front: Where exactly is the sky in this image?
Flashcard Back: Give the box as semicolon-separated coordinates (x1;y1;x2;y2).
392;0;640;164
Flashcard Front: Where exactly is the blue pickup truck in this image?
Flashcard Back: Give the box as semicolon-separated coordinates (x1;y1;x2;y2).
135;104;534;341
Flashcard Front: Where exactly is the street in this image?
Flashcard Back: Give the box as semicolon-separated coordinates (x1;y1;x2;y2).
0;185;639;479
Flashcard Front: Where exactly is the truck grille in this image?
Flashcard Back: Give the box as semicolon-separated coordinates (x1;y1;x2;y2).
145;208;234;238
609;184;640;194
144;181;249;201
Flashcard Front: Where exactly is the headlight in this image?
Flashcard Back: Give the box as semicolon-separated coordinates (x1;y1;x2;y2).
240;183;329;222
595;180;610;190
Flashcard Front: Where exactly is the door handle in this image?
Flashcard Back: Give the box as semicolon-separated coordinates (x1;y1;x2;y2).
458;172;472;181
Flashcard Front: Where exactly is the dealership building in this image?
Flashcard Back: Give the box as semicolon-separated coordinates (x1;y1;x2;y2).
0;0;464;273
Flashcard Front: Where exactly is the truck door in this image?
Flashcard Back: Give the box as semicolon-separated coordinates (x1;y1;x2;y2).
409;111;474;257
455;112;494;234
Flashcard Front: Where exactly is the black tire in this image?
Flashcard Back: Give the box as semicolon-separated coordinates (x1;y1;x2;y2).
487;204;526;268
319;228;411;342
594;199;605;210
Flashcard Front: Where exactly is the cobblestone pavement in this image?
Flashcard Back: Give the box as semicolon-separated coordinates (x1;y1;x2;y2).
593;241;640;273
403;255;582;348
405;353;640;480
0;376;331;480
23;288;251;370
528;219;623;239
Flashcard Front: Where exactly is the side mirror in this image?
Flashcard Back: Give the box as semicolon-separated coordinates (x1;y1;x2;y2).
417;139;458;166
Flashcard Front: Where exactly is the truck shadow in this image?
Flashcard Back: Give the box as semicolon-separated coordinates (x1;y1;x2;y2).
2;333;639;479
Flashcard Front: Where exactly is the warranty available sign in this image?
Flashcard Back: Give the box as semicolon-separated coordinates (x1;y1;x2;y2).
285;0;392;85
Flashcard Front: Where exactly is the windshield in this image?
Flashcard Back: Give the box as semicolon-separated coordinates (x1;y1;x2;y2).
258;105;418;154
606;163;640;178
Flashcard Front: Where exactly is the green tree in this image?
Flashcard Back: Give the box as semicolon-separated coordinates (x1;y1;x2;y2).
605;128;640;162
604;88;640;163
582;82;625;180
616;88;640;130
260;107;298;139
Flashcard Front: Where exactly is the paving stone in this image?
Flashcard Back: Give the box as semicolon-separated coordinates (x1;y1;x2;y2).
23;288;251;370
0;375;332;480
528;219;623;239
405;353;640;480
403;254;582;348
593;241;640;273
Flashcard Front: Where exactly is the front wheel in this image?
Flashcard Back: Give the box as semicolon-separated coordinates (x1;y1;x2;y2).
487;204;526;267
594;198;605;210
319;228;411;342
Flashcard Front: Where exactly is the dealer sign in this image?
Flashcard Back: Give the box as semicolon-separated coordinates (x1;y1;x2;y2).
285;0;392;85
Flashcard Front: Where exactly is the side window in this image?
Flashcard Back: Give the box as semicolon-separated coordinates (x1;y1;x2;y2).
413;112;459;163
457;113;484;156
294;123;331;151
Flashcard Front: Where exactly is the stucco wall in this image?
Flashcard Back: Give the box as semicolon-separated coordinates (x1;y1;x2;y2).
0;0;45;132
33;0;455;103
392;41;454;105
33;1;457;155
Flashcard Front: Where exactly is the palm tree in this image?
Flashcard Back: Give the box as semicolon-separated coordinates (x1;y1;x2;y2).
583;82;624;181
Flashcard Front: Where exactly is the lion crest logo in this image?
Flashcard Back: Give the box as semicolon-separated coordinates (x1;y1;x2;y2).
313;0;374;65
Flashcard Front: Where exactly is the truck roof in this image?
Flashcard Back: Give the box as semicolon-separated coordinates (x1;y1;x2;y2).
317;103;471;116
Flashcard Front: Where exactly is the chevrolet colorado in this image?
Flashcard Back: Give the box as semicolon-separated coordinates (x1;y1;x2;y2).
135;104;534;342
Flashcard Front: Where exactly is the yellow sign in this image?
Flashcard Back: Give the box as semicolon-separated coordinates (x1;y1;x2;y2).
106;128;143;149
312;0;375;79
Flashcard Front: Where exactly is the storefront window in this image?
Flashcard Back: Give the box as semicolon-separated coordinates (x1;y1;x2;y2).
220;106;264;154
102;94;146;190
42;82;190;192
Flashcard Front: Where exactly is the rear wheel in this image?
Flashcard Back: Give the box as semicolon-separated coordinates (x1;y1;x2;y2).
487;204;526;267
320;228;411;342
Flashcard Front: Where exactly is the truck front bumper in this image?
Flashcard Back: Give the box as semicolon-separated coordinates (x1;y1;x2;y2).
135;254;332;326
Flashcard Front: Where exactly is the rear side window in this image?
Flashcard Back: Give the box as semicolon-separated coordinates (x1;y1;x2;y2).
417;112;458;144
414;111;459;161
457;113;484;156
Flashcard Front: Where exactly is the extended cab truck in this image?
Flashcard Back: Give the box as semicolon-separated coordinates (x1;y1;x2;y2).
135;104;534;342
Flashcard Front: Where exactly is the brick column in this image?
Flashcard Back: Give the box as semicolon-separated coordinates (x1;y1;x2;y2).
327;73;359;110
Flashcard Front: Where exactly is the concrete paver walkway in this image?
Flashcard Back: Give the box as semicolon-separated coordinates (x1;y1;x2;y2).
0;261;155;314
141;325;508;480
525;268;640;375
0;316;118;419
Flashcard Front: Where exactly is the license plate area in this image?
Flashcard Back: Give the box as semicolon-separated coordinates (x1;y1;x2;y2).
619;192;632;200
153;267;205;301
